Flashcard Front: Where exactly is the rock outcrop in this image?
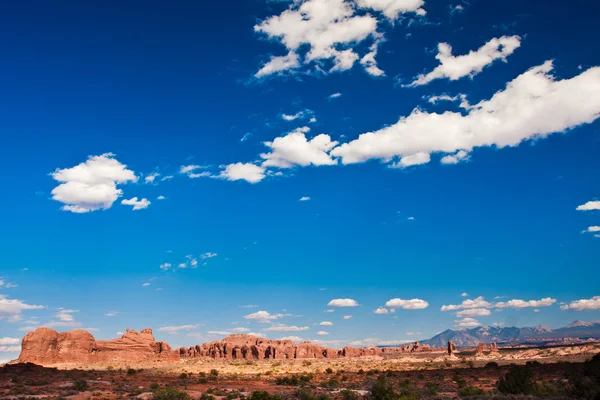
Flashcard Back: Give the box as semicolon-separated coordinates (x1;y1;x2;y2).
20;330;443;366
448;340;456;356
19;328;178;365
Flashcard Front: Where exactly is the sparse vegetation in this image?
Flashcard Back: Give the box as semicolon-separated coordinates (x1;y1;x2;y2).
152;386;191;400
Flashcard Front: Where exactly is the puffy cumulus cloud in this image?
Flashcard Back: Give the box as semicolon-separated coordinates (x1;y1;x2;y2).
455;317;481;328
408;36;521;87
495;298;556;309
243;310;290;322
442;296;492;311
461;292;469;297
456;308;491;317
316;331;329;335
320;321;333;326
0;338;20;345
144;172;160;184
157;325;200;334
328;298;359;307
560;297;600;311
51;153;137;213
374;307;389;314
261;127;338;168
390;152;430;168
299;196;311;201
219;163;266;183
254;0;423;78
356;0;425;20
577;201;600;211
255;51;300;78
331;62;600;167
583;226;600;233
54;308;78;322
441;150;470;165
343;315;352;320
384;298;429;310
0;345;21;352
264;324;310;332
121;197;151;211
0;295;44;322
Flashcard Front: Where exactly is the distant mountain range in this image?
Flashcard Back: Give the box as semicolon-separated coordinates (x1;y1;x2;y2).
421;320;600;347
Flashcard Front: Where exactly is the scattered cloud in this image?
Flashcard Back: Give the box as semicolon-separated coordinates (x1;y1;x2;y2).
582;226;600;233
278;336;303;342
200;252;218;260
385;298;429;310
157;325;200;334
261;127;338;168
239;305;259;309
328;298;359;307
320;321;333;326
145;172;160;184
243;310;289;322
105;311;118;317
331;62;600;168
407;36;521;86
328;92;342;100
255;51;300;78
495;298;556;309
54;308;78;322
316;331;329;336
299;196;311;201
264;324;309;332
159;263;172;271
560;296;600;311
50;153;137;213
121;197;151;211
461;292;469;297
157;196;166;200
219;163;266;183
455;317;481;328
576;201;600;211
456;308;491;317
343;315;352;320
374;307;389;314
207;331;232;336
442;296;492;311
232;327;251;333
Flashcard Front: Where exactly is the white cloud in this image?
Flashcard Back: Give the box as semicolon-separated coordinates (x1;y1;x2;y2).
426;94;462;104
219;163;266;183
121;197;151;211
328;92;342;100
441;296;492;311
461;292;469;297
0;338;20;345
577;201;600;211
207;331;232;336
180;165;205;174
143;282;150;287
325;309;335;313
255;51;300;78
343;315;352;320
261;127;338;168
282;110;313;121
455;317;481;328
157;196;166;200
328;298;359;307
495;298;556;309
105;311;118;317
232;327;251;333
278;336;303;342
440;150;470;165
390;152;430;168
254;0;424;77
0;345;21;352
560;297;600;311
374;307;389;314
54;308;78;322
456;308;491;317
408;36;521;86
299;196;311;201
51;153;137;213
320;321;333;326
159;263;172;270
264;324;309;332
239;305;259;308
243;310;289;322
331;62;600;167
200;252;218;260
316;331;329;335
583;226;600;233
385;298;429;310
157;325;200;334
145;173;160;183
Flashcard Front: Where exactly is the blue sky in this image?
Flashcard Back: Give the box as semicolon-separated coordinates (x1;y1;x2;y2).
1;0;600;361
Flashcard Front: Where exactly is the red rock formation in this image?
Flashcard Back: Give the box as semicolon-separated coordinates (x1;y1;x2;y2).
19;330;442;366
475;342;490;356
448;341;456;355
19;328;178;365
490;342;499;353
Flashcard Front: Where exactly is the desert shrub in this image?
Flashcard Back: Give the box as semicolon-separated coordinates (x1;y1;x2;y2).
357;369;364;374
497;365;534;395
295;388;330;400
340;389;359;400
525;360;541;367
198;377;208;384
248;391;282;400
566;352;600;399
453;374;467;389
127;368;137;376
150;383;160;391
72;379;88;391
466;360;475;368
325;367;334;374
370;375;397;400
179;373;188;379
484;361;499;369
457;385;484;397
303;361;312;366
321;377;339;388
152;386;190;400
423;382;440;396
210;369;219;377
106;365;114;371
275;373;313;386
200;394;215;400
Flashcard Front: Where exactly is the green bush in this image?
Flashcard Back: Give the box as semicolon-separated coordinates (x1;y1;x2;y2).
340;389;359;400
150;383;160;391
179;373;188;379
325;368;333;374
127;368;137;376
423;382;440;396
210;369;219;377
152;386;190;400
567;352;600;399
457;386;484;397
484;361;499;369
72;379;88;391
497;365;534;395
248;391;282;400
371;375;397;400
200;394;215;400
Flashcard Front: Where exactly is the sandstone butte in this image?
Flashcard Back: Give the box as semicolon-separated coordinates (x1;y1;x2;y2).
18;327;445;366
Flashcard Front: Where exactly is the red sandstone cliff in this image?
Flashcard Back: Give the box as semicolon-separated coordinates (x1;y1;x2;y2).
19;329;442;366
